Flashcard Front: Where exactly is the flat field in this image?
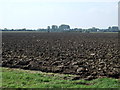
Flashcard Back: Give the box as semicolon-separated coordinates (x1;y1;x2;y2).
2;32;120;80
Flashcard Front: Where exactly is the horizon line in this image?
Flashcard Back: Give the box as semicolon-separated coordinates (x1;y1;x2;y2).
1;26;118;30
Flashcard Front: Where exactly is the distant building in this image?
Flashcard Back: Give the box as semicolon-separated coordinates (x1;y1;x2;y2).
88;27;99;32
73;28;82;32
52;25;58;30
111;26;119;32
107;26;119;32
59;24;70;31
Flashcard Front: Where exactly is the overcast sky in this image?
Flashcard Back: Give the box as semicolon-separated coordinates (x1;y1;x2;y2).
0;0;119;29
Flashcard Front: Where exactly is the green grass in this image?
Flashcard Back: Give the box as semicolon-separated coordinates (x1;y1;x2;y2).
1;67;120;88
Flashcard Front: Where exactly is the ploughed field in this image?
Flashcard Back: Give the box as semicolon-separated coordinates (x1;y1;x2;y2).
2;32;120;80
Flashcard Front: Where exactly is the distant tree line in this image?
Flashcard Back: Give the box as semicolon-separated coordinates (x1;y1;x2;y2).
0;24;119;32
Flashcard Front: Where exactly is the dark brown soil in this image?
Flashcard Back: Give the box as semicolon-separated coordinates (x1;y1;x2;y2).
2;32;120;80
